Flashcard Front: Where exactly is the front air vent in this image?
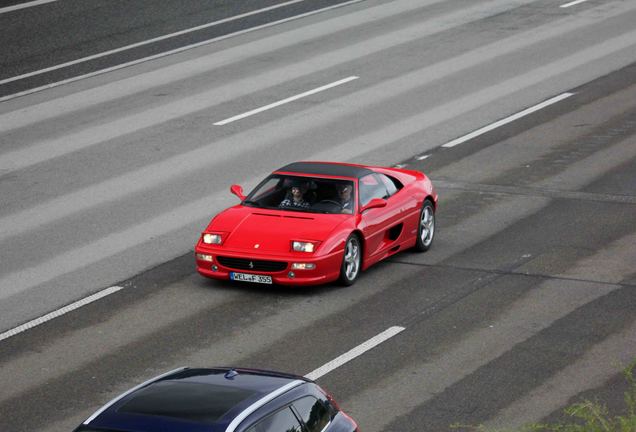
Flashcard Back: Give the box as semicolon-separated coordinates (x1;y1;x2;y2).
217;256;287;272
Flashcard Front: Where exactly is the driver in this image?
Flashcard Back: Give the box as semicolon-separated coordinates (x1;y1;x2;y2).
279;181;310;209
337;184;354;213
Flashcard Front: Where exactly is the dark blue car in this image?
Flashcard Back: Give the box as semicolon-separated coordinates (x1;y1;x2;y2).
73;367;359;432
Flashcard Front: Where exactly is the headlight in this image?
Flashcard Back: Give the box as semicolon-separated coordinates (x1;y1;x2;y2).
202;233;223;245
292;241;316;253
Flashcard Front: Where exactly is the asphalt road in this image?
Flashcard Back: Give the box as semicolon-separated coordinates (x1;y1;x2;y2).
0;0;354;96
1;0;635;431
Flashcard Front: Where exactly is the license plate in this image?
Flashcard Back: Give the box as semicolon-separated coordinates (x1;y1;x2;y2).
230;272;272;284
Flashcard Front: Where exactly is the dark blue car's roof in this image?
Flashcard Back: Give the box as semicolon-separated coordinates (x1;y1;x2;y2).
83;367;306;432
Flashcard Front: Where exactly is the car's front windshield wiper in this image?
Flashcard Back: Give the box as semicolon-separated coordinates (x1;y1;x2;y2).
242;200;260;207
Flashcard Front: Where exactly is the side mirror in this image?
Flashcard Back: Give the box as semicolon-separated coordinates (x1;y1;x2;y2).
230;184;246;200
361;198;387;212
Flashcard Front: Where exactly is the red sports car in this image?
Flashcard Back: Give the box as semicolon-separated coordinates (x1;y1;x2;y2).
195;161;437;286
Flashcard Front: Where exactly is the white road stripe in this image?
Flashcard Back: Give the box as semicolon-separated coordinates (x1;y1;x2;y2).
0;0;516;120
345;279;622;431
1;4;634;316
214;76;359;125
314;26;636;164
486;233;636;428
2;1;545;172
347;234;636;430
0;0;58;14
0;285;123;342
1;25;633;241
441;93;574;148
2;1;616;174
304;326;405;380
0;0;307;85
489;319;636;429
560;0;591;8
0;2;634;330
0;0;366;97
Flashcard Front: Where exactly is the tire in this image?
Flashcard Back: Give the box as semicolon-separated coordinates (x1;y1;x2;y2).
415;199;435;252
339;234;362;286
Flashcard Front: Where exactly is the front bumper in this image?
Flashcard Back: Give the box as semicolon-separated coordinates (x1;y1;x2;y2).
194;247;343;286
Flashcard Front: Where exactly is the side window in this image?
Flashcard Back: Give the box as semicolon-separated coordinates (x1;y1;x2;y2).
245;407;303;432
249;177;284;205
359;174;389;207
293;396;331;432
378;174;402;197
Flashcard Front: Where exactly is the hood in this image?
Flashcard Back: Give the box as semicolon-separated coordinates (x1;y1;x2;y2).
208;206;349;254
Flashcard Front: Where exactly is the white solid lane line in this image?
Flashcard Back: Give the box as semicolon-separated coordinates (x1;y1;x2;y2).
0;0;307;85
0;286;123;342
305;326;405;380
0;0;58;14
214;76;360;125
560;0;591;8
0;0;365;89
441;92;574;148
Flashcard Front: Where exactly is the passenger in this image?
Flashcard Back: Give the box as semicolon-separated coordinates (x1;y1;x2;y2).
279;182;310;209
337;184;354;213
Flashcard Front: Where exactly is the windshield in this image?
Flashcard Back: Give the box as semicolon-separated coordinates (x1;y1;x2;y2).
244;175;356;214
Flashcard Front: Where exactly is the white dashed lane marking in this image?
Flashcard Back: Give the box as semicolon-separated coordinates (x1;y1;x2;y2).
305;326;405;380
0;286;124;342
441;92;574;148
214;76;359;126
561;0;591;8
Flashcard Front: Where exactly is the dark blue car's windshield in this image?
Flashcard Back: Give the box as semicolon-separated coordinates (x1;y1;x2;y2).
244;175;355;215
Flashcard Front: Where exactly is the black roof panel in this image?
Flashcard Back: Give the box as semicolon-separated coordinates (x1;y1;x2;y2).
111;368;300;426
118;381;255;423
276;161;374;179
